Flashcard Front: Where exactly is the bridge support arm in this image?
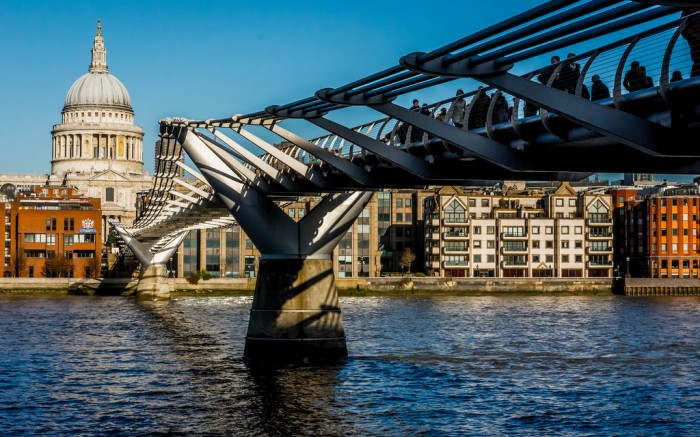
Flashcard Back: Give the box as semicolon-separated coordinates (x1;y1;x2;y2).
174;125;373;363
112;225;187;300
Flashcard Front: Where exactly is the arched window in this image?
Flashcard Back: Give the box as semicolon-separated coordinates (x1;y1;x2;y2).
106;187;115;202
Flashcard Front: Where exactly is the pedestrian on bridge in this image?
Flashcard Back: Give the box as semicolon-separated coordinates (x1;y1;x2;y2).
623;61;647;92
591;75;610;101
446;89;466;128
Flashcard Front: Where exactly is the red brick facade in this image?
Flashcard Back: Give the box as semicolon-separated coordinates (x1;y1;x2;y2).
1;186;102;278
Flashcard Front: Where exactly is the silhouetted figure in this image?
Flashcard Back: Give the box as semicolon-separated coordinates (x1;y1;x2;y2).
435;107;447;122
560;53;581;94
446;89;467;128
671;70;684;82
623;61;648;92
681;7;700;77
469;87;491;129
591;75;610;101
537;55;565;90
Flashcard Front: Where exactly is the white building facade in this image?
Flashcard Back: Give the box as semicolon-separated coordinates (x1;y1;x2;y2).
424;183;614;278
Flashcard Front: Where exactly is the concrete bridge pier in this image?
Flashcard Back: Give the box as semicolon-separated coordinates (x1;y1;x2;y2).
112;226;187;300
176;125;372;364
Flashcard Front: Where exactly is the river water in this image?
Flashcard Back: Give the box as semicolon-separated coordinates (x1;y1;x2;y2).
1;294;699;436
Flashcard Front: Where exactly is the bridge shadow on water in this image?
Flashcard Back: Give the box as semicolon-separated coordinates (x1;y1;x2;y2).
134;299;352;435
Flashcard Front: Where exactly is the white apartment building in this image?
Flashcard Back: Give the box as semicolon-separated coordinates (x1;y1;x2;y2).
423;183;613;278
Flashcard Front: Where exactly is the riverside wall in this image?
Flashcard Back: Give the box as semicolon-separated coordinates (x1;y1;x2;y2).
1;276;698;296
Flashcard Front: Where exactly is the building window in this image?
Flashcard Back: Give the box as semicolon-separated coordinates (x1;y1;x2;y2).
546;241;553;248
487;240;495;249
299;208;305;218
468;199;476;207
562;255;570;263
473;226;481;234
575;240;582;249
46;218;56;231
569;199;576;207
533;255;540;262
487;226;495;234
474;240;481;248
396;213;403;222
575;226;582;234
481;199;489;207
532;226;540;234
64;218;75;231
562;240;569;248
405;198;412;207
396;199;403;208
288;208;295;219
561;226;569;234
533;241;540;249
556;198;564;207
473;255;482;263
106;187;115;202
545;226;553;234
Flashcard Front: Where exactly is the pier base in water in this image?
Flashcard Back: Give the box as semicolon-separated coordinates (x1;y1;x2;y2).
135;264;171;301
244;257;347;364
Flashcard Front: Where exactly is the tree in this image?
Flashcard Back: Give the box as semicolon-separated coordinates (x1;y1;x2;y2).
43;253;74;278
399;247;416;275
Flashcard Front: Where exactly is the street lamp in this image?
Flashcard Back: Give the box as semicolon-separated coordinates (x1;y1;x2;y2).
626;256;631;278
475;264;480;277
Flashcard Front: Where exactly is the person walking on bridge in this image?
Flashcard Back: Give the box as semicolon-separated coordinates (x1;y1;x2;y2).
591;75;610;101
445;89;466;128
623;61;647;92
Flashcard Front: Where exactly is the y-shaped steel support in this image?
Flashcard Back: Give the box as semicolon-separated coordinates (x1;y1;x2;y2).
113;226;187;300
175;125;372;364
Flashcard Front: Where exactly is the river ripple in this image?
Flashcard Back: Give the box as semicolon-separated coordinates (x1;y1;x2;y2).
1;295;699;436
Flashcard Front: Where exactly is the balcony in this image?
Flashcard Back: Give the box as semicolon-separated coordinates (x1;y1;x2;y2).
501;260;528;267
431;218;440;226
444;246;469;254
587;245;613;254
429;260;440;269
501;245;528;254
443;218;469;226
444;260;468;267
587;218;612;226
587;260;613;267
501;232;527;240
430;247;440;255
587;231;612;239
443;231;469;239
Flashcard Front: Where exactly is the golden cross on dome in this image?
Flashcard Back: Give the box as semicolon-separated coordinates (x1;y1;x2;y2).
97;18;102;36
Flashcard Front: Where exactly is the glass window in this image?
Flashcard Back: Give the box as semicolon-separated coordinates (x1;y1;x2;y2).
481;199;489;207
396;199;403;208
561;226;569;234
556;198;563;206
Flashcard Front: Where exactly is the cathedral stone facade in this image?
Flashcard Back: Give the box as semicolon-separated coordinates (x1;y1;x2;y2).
1;21;152;238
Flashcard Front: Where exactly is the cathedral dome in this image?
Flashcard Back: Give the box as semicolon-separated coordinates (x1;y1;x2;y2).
62;19;133;113
64;72;132;110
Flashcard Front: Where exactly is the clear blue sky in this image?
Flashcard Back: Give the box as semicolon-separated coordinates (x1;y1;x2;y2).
0;1;693;182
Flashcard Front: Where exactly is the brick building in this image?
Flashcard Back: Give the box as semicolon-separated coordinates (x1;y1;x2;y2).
1;185;102;278
609;184;700;278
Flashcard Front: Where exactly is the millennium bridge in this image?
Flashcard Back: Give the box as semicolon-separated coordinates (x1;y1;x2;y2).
113;0;700;363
